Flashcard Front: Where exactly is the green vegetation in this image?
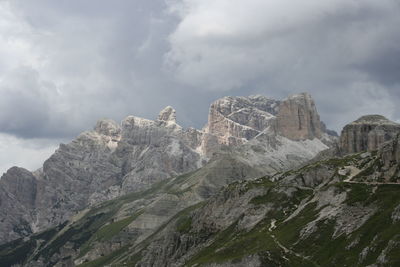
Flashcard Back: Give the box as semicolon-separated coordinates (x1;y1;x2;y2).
0;238;36;266
186;217;314;266
185;183;315;266
345;183;373;205
176;216;192;233
78;245;129;267
273;184;400;266
274;202;319;245
3;148;400;267
0;225;61;266
94;210;143;242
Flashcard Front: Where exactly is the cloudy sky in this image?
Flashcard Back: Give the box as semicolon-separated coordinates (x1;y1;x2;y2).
0;0;399;174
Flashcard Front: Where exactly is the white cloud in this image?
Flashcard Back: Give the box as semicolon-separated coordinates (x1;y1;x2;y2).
0;0;399;172
0;133;58;175
165;0;398;91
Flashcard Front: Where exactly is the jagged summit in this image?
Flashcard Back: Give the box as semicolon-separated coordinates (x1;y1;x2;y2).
276;92;322;140
94;118;121;136
158;106;177;123
203;92;331;152
0;92;334;245
3;93;400;266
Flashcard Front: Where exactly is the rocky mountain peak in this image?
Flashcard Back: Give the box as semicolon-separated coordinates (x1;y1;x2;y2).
276;92;323;140
121;115;155;130
94;119;121;137
203;92;329;153
204;95;278;149
340;114;400;154
0;92;334;246
158;106;177;123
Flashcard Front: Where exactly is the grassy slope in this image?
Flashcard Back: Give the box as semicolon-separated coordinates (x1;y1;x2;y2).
2;151;400;266
181;182;400;266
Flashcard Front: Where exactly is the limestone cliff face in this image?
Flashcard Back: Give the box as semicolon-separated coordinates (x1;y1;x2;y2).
0;93;333;245
203;93;330;155
0;167;38;242
158;106;177;123
276;93;323;140
339;115;400;154
204;95;278;147
0;107;205;244
379;135;400;182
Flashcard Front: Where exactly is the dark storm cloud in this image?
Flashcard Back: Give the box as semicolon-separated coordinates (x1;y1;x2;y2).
0;0;185;139
165;0;400;130
0;0;400;142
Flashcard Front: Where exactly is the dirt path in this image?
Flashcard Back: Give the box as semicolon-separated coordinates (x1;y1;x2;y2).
341;165;400;185
268;220;319;266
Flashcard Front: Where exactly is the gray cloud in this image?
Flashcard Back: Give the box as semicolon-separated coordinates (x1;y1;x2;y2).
0;0;400;172
165;0;400;129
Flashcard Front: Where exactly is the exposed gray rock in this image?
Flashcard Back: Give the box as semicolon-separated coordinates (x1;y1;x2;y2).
158;106;177;123
203;93;335;156
204;95;278;148
0;93;333;245
0;167;38;242
339;115;400;154
0;110;204;244
276;92;323;140
379;134;400;182
3;136;400;266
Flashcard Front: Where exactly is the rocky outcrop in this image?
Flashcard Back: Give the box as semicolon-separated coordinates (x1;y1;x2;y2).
356;134;400;183
276;93;323;140
203;93;333;155
158;106;177;123
0;167;38;242
4;98;400;266
339;115;400;154
380;134;400;173
204;95;278;147
5;145;400;266
0;93;334;245
0;107;205;244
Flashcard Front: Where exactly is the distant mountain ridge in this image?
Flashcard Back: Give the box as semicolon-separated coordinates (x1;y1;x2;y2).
1;92;400;266
1;114;400;266
0;92;335;245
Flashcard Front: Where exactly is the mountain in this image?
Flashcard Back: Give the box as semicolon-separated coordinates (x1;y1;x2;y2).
2;92;400;266
339;115;400;154
0;107;205;244
0;93;334;245
203;93;331;154
1;126;400;266
128;135;400;267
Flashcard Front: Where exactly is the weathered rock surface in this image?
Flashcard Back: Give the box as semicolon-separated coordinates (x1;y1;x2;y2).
3;117;400;266
339;114;400;154
0;93;334;245
0;167;38;242
380;134;400;182
0;107;205;244
117;151;400;266
276;93;323;140
204;95;278;147
342;134;400;183
158;106;177;123
203;93;334;155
